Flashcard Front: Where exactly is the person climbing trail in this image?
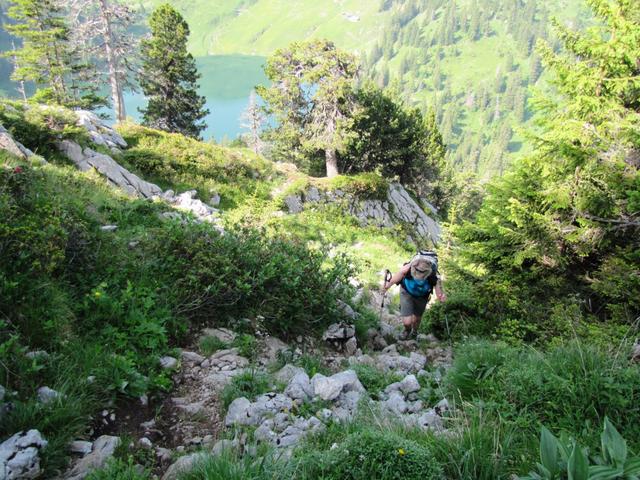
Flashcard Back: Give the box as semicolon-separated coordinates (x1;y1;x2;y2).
383;251;446;340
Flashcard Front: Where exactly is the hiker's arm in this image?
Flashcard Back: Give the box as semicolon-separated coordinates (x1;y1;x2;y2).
435;278;446;302
384;264;411;291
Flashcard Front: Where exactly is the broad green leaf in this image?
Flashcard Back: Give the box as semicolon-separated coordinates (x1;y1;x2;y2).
602;417;627;466
589;465;624;480
568;444;589;480
624;457;640;474
540;426;559;476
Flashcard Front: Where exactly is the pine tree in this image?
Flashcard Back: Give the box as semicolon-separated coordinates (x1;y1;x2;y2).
453;0;640;335
257;39;358;177
138;4;209;139
4;0;101;107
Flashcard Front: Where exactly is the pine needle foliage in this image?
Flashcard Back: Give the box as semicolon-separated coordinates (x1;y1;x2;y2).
138;3;209;139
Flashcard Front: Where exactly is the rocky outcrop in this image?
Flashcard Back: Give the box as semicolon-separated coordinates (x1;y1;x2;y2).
57;140;163;199
0;124;35;160
75;110;127;152
64;435;120;480
322;322;358;356
283;182;440;246
0;430;47;480
56;139;222;227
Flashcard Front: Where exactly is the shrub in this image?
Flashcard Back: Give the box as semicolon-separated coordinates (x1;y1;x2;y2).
178;450;281;480
294;429;443;480
233;334;259;361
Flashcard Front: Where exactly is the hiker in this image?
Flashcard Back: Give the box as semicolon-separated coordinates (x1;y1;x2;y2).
383;252;446;340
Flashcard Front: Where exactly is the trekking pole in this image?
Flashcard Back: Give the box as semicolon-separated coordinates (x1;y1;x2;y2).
380;269;392;311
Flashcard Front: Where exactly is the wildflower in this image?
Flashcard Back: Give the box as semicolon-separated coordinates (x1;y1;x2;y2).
13;166;23;174
398;448;406;456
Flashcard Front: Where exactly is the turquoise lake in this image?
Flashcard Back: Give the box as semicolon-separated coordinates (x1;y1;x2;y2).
121;55;269;142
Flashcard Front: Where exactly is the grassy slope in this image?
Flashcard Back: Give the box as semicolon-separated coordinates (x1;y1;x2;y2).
135;0;391;56
117;123;413;287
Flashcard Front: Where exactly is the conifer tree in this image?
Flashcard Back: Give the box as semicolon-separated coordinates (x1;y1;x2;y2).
4;0;102;107
258;39;358;177
452;0;640;335
138;4;208;139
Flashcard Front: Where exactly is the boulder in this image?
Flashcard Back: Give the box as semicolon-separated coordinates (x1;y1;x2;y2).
202;328;236;343
385;391;408;414
398;375;421;395
344;337;358;356
159;356;178;370
69;441;93;456
416;409;444;432
284;372;313;401
311;374;343;401
0;430;47;480
65;435;120;480
261;336;288;363
283;195;304;214
322;323;355;341
161;452;207;480
337;300;358;320
180;351;205;365
224;397;270;427
0;124;34;160
36;386;60;404
253;393;293;414
274;364;305;384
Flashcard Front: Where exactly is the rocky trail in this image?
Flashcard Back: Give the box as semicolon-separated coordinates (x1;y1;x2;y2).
1;307;454;480
0;108;452;479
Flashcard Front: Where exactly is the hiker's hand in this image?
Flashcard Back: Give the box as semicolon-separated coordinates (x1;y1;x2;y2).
437;293;447;302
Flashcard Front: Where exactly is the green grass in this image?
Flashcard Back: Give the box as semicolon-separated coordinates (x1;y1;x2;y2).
198;335;229;356
221;369;273;409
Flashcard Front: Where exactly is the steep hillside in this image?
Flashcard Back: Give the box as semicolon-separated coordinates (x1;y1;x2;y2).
133;0;590;177
0;0;591;176
133;0;391;57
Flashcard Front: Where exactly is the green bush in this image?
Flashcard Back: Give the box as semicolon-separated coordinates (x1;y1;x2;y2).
294;429;443;480
118;123;276;211
0;101;88;158
149;223;354;338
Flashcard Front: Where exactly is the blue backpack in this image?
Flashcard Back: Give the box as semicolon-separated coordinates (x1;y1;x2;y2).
401;251;438;298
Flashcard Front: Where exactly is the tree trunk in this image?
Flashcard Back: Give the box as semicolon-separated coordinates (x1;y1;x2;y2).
325;148;339;178
99;0;126;121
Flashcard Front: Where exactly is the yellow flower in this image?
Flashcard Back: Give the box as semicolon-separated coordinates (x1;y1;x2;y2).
398;448;406;456
94;291;102;298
